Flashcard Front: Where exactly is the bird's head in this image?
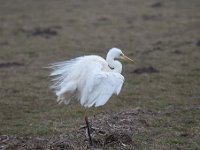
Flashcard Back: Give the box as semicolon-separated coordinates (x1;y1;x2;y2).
108;47;134;63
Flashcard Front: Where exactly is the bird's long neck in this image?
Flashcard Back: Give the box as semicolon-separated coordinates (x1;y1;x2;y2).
106;57;122;73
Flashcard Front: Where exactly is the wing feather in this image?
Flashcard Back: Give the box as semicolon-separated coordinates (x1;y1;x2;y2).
81;66;124;107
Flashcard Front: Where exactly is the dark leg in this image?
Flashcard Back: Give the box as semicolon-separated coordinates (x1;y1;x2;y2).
84;110;93;146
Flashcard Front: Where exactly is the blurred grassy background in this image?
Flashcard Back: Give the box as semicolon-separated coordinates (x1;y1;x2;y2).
0;0;200;149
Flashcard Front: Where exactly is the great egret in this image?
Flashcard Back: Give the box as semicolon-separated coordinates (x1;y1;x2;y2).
49;47;134;145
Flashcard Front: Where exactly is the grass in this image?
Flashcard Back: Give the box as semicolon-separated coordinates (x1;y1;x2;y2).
0;0;200;149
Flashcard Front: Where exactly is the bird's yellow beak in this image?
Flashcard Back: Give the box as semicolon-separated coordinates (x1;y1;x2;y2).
120;54;135;63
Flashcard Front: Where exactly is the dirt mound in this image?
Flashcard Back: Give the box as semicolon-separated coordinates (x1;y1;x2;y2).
0;108;156;149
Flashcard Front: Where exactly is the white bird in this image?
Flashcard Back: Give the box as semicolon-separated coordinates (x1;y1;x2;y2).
49;47;134;145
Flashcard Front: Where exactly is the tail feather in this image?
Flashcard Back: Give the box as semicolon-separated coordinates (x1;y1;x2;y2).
48;58;82;105
49;58;81;76
57;92;76;105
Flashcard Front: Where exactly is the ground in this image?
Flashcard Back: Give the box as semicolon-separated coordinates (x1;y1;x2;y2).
0;0;200;149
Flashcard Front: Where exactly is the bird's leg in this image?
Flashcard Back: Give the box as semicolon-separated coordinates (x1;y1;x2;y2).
84;110;93;146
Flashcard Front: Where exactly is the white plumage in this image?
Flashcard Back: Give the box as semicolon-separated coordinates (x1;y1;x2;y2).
49;48;134;108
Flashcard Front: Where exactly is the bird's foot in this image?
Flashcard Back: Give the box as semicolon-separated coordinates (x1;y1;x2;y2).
86;122;93;146
79;125;99;131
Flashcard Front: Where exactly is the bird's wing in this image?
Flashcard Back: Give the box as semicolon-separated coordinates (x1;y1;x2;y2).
80;64;124;107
